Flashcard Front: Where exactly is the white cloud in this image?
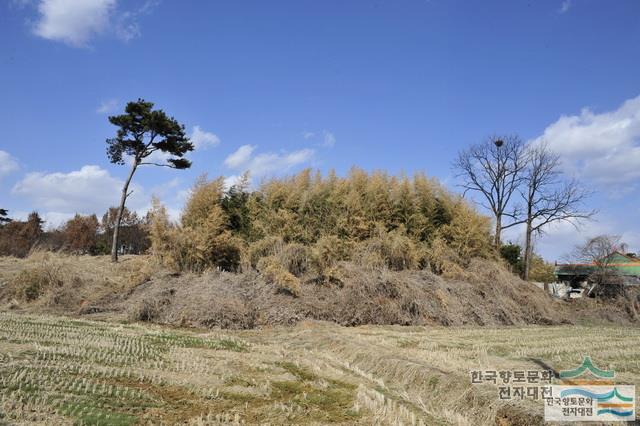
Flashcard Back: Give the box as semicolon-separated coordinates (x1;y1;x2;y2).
33;0;116;47
224;145;256;168
191;125;220;150
5;210;74;230
12;165;145;214
531;95;640;184
249;149;314;177
322;130;336;147
558;0;572;14
41;212;76;229
0;151;20;178
96;98;118;114
224;145;315;179
31;0;157;47
223;175;241;190
302;131;315;140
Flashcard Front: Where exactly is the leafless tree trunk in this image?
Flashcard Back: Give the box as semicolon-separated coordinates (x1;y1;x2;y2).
521;142;595;280
453;135;527;248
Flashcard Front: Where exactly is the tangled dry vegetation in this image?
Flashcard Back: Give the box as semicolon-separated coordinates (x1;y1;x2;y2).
1;249;638;329
0;252;156;314
0;251;579;328
1;312;639;425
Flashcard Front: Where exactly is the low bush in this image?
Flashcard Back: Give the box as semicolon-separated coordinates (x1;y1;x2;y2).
248;236;284;268
10;261;63;301
130;297;170;322
425;236;469;280
278;243;311;277
311;235;352;274
257;256;301;297
148;193;243;273
355;226;418;271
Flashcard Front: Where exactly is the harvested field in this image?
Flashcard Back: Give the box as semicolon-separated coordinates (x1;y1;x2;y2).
0;312;639;424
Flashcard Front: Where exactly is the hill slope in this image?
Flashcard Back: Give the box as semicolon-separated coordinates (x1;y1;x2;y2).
1;253;637;328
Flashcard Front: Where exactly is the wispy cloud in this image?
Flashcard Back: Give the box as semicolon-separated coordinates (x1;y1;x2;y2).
96;98;118;114
224;145;256;168
190;125;220;150
322;130;336;147
558;0;572;14
0;151;20;178
302;129;336;147
224;145;314;179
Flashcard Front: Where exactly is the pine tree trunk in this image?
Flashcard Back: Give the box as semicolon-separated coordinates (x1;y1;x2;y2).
111;161;138;263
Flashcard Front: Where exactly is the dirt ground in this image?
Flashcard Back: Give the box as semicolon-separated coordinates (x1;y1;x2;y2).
0;253;638;329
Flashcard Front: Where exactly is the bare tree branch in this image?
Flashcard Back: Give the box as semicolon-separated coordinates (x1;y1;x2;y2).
453;134;527;247
520;141;595;280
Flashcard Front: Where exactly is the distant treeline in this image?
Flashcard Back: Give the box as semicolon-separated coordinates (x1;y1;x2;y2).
0;208;150;257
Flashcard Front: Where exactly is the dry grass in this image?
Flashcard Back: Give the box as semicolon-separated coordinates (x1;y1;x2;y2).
256;256;302;297
0;251;158;313
3;252;638;330
0;312;639;424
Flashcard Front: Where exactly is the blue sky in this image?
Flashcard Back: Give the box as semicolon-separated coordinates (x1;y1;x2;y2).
1;0;639;261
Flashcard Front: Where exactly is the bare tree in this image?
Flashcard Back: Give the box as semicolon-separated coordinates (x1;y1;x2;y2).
453;135;527;247
572;235;621;270
520;142;595;280
571;235;625;297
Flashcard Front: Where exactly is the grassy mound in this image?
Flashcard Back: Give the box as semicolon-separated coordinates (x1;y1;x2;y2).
1;253;638;329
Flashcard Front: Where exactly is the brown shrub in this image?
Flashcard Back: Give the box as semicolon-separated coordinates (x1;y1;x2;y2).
426;236;470;280
278;243;311;277
438;201;494;261
148;197;176;265
310;235;352;274
248;236;284;268
355;226;418;271
204;231;244;273
130;296;171;322
181;175;226;228
149;193;243;273
11;268;62;301
257;256;301;297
